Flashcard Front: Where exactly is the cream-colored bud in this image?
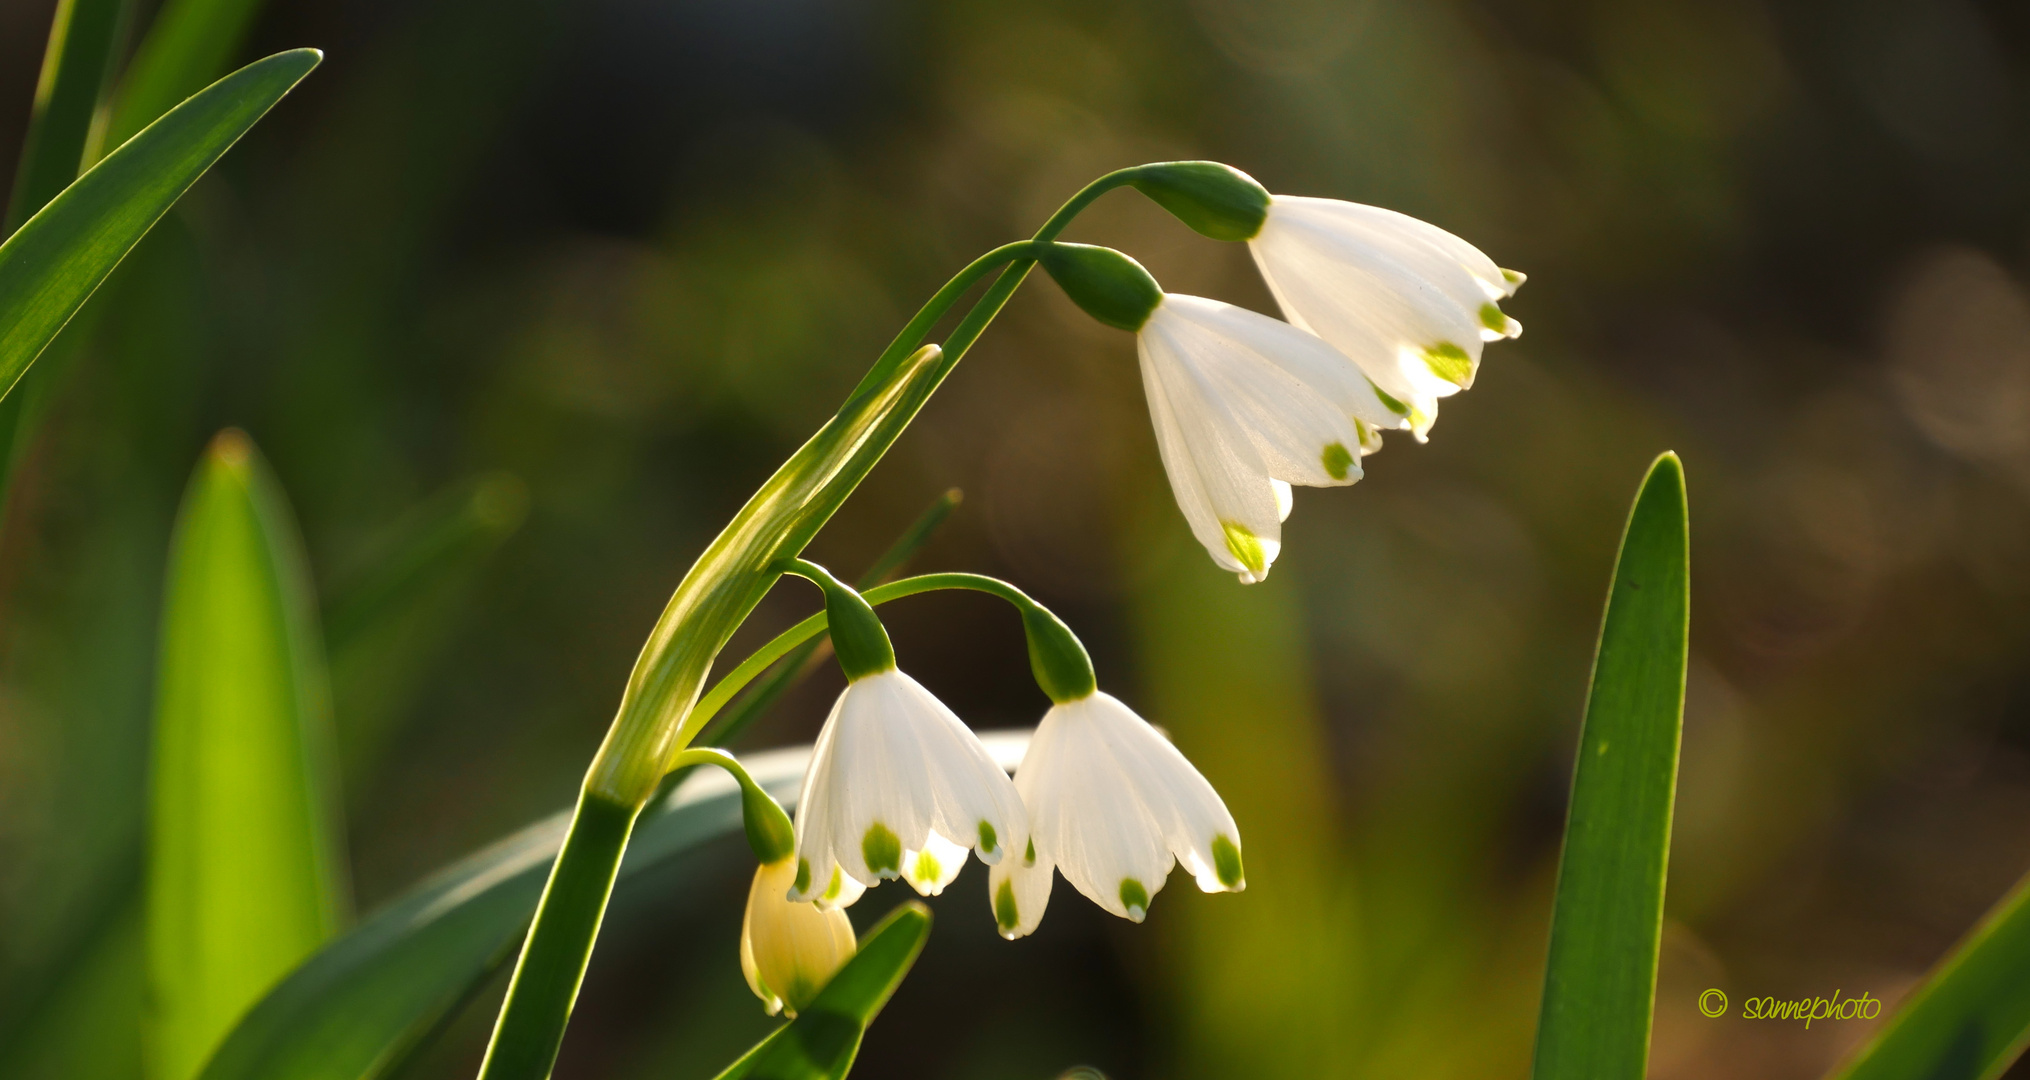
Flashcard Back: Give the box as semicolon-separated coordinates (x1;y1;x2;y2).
740;857;855;1017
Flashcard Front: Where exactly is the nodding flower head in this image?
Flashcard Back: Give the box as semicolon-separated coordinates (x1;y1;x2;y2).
1136;293;1403;582
990;691;1242;940
788;667;1030;904
1246;195;1522;440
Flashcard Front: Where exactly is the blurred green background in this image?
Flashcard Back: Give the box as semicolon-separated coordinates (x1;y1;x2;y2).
2;0;2029;1077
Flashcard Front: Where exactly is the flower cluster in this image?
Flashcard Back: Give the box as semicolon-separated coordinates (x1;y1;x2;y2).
1049;165;1523;582
724;164;1518;1013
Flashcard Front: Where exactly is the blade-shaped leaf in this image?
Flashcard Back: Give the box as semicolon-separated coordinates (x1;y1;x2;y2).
1828;869;2030;1080
0;47;319;404
196;732;1030;1080
711;903;932;1080
103;0;269;153
6;0;134;231
1529;452;1689;1080
152;430;348;1080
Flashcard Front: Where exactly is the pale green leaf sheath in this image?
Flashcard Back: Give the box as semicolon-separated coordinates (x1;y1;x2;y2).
151;430;347;1080
0;48;320;404
1530;453;1688;1080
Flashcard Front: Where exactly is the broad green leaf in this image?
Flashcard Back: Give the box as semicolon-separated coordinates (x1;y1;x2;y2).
6;0;134;231
152;430;348;1080
1529;452;1689;1080
103;0;268;152
711;903;932;1080
0;48;319;405
1828;869;2030;1080
196;734;1027;1080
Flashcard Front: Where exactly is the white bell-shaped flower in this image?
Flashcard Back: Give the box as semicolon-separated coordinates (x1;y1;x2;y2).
1247;195;1523;439
989;691;1243;939
740;856;855;1016
1138;292;1403;582
789;668;1029;905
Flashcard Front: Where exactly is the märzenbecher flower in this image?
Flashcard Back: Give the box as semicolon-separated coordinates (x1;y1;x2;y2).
782;562;1028;906
1040;242;1402;582
990;691;1243;939
1247;195;1523;440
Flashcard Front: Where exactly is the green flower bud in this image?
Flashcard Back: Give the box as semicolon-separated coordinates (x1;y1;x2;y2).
1019;601;1097;704
1128;161;1271;242
1040;243;1163;332
785;559;895;681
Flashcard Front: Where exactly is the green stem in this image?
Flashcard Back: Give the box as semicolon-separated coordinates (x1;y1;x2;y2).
688;572;1060;731
478;166;1150;1080
474;792;637;1080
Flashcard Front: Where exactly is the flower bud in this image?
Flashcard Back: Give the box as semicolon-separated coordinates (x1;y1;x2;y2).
1128;161;1271;242
1040;243;1163;332
741;857;856;1017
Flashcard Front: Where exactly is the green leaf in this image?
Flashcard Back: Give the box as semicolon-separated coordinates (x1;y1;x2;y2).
0;48;319;405
1529;452;1689;1080
1827;869;2030;1080
711;903;932;1080
6;0;135;231
102;0;270;152
151;430;348;1080
192;742;858;1080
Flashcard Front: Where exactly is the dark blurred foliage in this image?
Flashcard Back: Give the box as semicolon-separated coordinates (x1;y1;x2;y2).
3;0;2030;1077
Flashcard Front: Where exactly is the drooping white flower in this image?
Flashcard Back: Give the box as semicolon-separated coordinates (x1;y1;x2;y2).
740;856;855;1016
988;691;1242;939
1138;292;1404;582
789;668;1029;905
1247;195;1523;439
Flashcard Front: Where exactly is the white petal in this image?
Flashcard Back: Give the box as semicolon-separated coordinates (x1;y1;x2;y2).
988;847;1054;940
1250;195;1521;433
1080;693;1244;895
1018;699;1175;921
790;670;1025;897
900;831;969;896
1158;293;1402;434
1137;326;1283;582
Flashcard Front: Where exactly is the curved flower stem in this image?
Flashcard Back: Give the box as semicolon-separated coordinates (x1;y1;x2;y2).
686;572;1065;732
475;167;1151;1080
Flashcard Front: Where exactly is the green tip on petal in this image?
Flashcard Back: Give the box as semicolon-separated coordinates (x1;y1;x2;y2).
1321;442;1354;481
863;822;902;877
1024;838;1037;866
978;820;998;856
1212;834;1245;889
1369;381;1410;416
911;848;943;886
1501;267;1526;289
1221;521;1268;578
995;879;1021;936
1478;303;1507;333
1422;342;1474;388
822;866;846;902
1119;878;1150;922
794;858;812;895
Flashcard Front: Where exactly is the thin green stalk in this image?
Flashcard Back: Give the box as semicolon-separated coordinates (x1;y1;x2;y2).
699;488;960;750
478;165;1155;1080
690;572;1050;731
473;793;637;1080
